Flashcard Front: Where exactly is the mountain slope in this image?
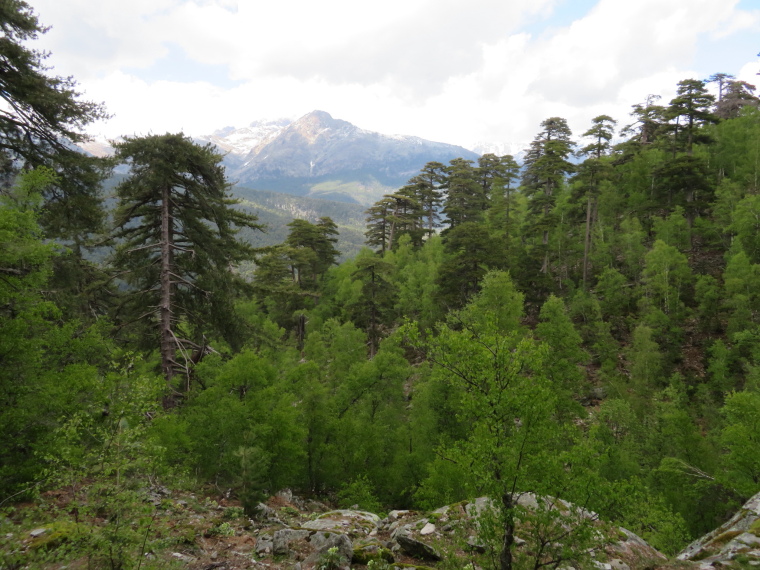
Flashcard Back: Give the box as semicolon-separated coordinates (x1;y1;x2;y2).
202;110;480;205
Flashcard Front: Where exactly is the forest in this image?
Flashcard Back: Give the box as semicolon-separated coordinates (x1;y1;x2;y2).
2;1;760;568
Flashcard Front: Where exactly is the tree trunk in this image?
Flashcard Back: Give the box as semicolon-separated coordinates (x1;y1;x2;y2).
160;183;175;398
582;193;593;289
500;492;515;570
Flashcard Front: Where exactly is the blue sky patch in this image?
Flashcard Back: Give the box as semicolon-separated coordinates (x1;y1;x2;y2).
126;43;243;88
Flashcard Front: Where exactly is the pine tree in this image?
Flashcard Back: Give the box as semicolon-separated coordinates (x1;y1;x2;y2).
347;253;397;356
521;117;575;273
436;221;500;308
619;94;667;152
666;79;717;155
364;196;394;254
0;0;109;238
405;161;446;238
0;0;112;318
441;157;482;231
706;73;734;103
110;133;261;403
715;80;760;119
285;217;340;288
576;115;616;288
365;191;424;253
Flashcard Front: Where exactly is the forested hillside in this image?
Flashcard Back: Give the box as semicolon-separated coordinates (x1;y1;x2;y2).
2;1;760;568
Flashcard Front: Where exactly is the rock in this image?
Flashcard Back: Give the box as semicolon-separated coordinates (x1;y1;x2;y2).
394;531;442;561
466;536;487;553
276;488;293;503
252;502;276;520
352;538;394;565
466;496;496;517
255;533;273;555
273;529;310;555
420;522;436;535
608;559;630;570
29;528;47;538
301;510;379;537
171;552;195;563
305;499;329;513
609;527;667;563
309;531;342;550
302;533;353;570
678;490;760;567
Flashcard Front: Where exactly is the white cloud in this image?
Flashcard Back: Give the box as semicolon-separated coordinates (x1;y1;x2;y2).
27;0;760;149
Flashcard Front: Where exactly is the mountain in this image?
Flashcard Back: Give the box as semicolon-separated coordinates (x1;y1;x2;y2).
200;110;480;206
232;185;367;261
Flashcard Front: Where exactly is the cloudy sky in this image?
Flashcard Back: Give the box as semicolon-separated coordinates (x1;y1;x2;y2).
31;0;760;150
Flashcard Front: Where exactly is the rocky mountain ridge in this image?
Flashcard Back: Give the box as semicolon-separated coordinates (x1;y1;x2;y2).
79;111;489;205
198;110;481;205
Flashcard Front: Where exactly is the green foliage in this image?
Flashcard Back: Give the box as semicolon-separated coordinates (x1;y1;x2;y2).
407;279;610;569
536;294;588;399
627;325;664;398
437;221;500;308
8;61;760;563
719;391;760;498
16;368;181;570
0;0;109;247
653;207;691;251
732;194;760;263
151;350;306;497
111;133;261;389
337;475;383;514
346;251;398;354
641;239;692;324
601;480;689;555
0;169;117;498
318;546;348;570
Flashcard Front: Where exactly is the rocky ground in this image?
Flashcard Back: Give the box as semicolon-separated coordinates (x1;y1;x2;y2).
2;486;760;569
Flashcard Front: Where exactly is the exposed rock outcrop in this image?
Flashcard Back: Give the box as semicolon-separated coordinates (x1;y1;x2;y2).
677;491;760;568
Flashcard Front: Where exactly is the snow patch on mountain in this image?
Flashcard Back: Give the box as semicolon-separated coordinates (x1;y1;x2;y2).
470;141;530;161
203;118;292;156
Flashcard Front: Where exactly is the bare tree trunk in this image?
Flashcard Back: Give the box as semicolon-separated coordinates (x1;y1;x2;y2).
160;183;175;397
582;193;592;289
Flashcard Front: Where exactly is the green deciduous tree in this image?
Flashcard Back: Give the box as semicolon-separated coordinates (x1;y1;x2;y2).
110;133;261;402
641;240;692;325
0;168;113;497
719;390;760;498
407;273;605;570
731;194;760;263
536;295;588;401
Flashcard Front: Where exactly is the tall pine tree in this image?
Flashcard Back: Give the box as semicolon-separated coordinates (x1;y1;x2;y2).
111;133;261;404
